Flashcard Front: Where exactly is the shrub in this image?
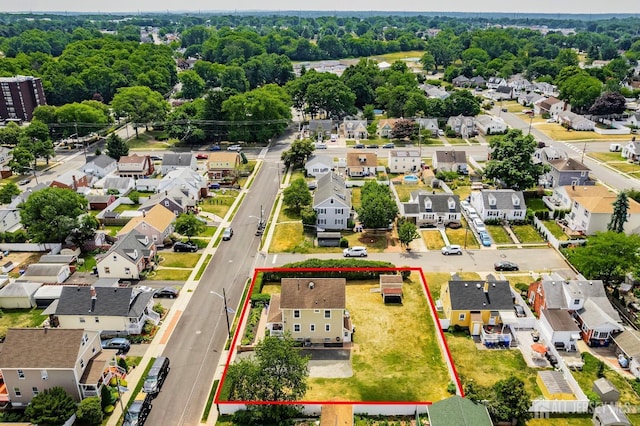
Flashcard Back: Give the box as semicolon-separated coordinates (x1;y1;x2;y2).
339;237;349;248
262;259;400;281
153;302;165;316
447;382;457;394
76;396;103;425
250;292;271;307
515;282;530;293
118;357;128;372
103;405;115;415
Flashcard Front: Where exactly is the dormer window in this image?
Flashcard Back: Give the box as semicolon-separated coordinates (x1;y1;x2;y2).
512;194;520;206
423;197;432;211
447;197;456;211
488;194;497;207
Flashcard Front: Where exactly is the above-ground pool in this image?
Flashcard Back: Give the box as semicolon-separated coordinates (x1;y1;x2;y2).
403;175;419;183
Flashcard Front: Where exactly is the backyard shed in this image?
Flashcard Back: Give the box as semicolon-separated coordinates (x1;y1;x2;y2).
379;274;404;304
317;232;342;247
0;281;42;308
592;377;620;403
33;284;65;308
612;330;640;378
428;395;492;426
537;370;576;400
20;263;70;284
593;404;632;426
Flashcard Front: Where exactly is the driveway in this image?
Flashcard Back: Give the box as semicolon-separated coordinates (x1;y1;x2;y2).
301;348;352;378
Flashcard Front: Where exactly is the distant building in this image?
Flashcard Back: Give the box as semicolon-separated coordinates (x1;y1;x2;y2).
0;76;46;122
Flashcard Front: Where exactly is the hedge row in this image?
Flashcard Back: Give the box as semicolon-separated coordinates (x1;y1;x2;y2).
260;259;409;282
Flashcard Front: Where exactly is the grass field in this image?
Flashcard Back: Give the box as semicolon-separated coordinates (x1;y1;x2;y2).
277;206;301;223
421;230;445;249
159;252;200;268
393;182;426;202
511;224;545;243
589;152;625;162
112;203;139;213
198;226;218;237
532;123;632;141
127;132;176;149
0;308;46;339
542;220;569;241
263;276;451;402
269;222;305;252
444;331;542;398
525;198;548;212
571;353;640;405
147;269;191;281
446;221;480;249
351;187;361;209
370;50;425;61
200;191;239;218
486;225;513;244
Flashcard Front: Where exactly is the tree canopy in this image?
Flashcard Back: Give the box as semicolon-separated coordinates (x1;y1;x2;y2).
608;192;629;233
25;386;77;426
175;213;206;241
105;134;129;160
282;178;312;214
111;86;170;136
357;181;398;229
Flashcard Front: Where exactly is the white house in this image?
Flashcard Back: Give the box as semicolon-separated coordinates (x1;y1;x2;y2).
305;155;334;178
346;151;377;177
446;115;475;138
96;232;156;280
538;309;581;351
558;111;595;131
612;331;640;379
487;76;507;89
342;119;368;140
402;191;461;228
388;149;421;174
432;150;468;174
0;208;21;233
82;155;117;178
415;118;440;137
157;167;207;201
622;140;640;162
160;153;197;175
469;189;526;221
313;173;351;230
474;115;507;135
534;96;566;118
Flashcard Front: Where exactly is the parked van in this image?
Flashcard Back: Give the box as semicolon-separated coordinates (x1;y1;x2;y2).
610;143;622;152
143;357;170;395
123;392;152;426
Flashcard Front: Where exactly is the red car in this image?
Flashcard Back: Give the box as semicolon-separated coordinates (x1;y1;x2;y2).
196;153;209;160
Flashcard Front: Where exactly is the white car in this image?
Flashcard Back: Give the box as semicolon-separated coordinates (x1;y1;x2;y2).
460;200;470;211
441;245;463;255
343;246;368;257
227;145;242;152
473;218;486;231
315;143;327;149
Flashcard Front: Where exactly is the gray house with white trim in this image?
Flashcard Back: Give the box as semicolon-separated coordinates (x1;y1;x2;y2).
313;173;352;230
470;189;526;221
402;191;461;227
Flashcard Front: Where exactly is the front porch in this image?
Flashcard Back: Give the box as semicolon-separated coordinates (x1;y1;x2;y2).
481;324;514;348
79;349;126;398
127;308;160;334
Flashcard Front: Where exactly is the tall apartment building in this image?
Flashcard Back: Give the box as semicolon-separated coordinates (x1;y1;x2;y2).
0;76;47;122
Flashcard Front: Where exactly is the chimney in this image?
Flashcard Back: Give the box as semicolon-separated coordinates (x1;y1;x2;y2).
483;282;489;294
89;286;97;313
143;210;146;218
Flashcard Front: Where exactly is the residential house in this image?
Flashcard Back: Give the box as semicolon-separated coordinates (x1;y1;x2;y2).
432;150;468;174
265;277;353;345
86;194;116;211
474;115;507;135
469;76;486;88
0;281;41;308
100;176;135;196
622;140;640;162
538;308;581;351
50;286;160;335
313;173;352;230
487;76;507;89
388;149;421;173
470;189;526;221
427;395;492;426
96;232;156;280
423;85;450;100
81;155;117;178
0;208;21;233
0;146;12;166
533;82;558;96
558;111;595;131
452;75;470;87
342;119;368;140
543;158;593;188
49;170;90;191
612;330;640;378
627;112;640;127
158;167;207;201
545;185;640;235
0;328;125;405
440;280;515;335
134;178;161;193
160;153;197;175
305;154;334;178
592;405;632;426
494;85;515;100
117;154;154;178
138;188;195;215
117;204;175;246
518;92;545;107
534;146;566;164
207;152;241;181
446;115;475;138
415;118;440;137
19;263;70;284
509;78;534;93
376;118;399;138
346;150;377;177
402;191;461;228
534;96;566;118
528;279;623;346
307;120;334;140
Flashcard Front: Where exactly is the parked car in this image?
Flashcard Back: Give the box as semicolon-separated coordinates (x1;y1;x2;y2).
101;337;131;354
196;153;209;159
222;227;234;241
441;245;463;255
473;218;486;232
343;246;368;257
307;181;318;190
460;200;470;211
315;143;327;149
494;261;519;271
143;357;170;395
174;241;198;252
209;182;221;190
610;143;622;152
514;304;526;317
227;144;242;152
478;231;492;247
123;392;152;426
437;129;445;136
330;134;338;142
209;145;221;151
382;143;395;149
18;178;30;185
153;287;179;299
354;143;365;149
368;144;379;149
150;155;162;161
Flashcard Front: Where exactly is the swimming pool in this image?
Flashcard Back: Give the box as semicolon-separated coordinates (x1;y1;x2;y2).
403;175;419;183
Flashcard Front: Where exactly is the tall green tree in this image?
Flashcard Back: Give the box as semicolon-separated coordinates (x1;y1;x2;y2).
70;214;99;248
0;121;22;146
398;219;420;249
111;86;169;137
357;181;398;229
175;213;206;241
19;187;88;243
179;70;206;99
282;178;312;214
22;119;54;164
566;231;640;284
105;134;129;160
484;129;549;190
281;139;315;169
608;192;629;233
8;145;35;174
0;182;20;204
25;386;77;426
489;376;532;425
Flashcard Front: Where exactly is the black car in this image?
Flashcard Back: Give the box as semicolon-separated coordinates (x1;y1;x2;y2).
153;287;179;299
367;144;379;149
124;392;152;426
494;261;519;271
173;241;198;252
382;143;395;149
354;143;365;149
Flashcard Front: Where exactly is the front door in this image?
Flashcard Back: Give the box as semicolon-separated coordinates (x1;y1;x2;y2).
471;322;482;336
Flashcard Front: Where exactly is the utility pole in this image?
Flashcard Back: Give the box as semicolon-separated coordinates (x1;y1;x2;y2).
222;288;231;338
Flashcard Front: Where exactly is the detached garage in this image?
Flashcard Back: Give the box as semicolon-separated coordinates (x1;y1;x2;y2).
0;281;42;308
380;274;404;304
317;232;342;247
20;263;71;284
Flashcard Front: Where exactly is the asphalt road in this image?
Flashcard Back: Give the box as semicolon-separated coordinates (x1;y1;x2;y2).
145;141;283;425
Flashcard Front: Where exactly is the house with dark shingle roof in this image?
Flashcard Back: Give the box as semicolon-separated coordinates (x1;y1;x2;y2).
96;232;156;279
265;278;353;345
305;154;334;178
470;189;526;221
160;152;197;174
613;330;640;379
402;191;461;228
451;75;470;87
543;158;593;188
313;173;352;230
157;167;207;201
0;328;124;405
99;176;135;195
428;395;492;426
82;154;117;178
342;119;368;140
440;280;514;335
432;150;468;174
139;188;195;215
307;120;334;139
51;285;159;335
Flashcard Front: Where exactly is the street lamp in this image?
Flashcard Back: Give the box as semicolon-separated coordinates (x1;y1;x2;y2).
211;289;232;338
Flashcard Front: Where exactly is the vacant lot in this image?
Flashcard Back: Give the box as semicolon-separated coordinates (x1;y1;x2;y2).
147;269;191;281
446;220;479;249
200;190;239;218
533;124;631;141
159;252;200;268
262;275;451;402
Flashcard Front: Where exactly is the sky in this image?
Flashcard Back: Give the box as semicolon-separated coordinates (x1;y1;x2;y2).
3;1;640;14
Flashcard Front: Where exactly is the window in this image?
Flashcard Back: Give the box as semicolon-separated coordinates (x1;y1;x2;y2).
310;324;315;332
458;313;466;321
293;324;301;333
124;267;131;275
17;370;24;379
79;317;86;323
104;267;110;274
293;310;300;318
325;324;331;332
80;359;84;369
324;310;331;319
95;317;100;323
13;388;21;397
32;387;39;396
573;299;580;305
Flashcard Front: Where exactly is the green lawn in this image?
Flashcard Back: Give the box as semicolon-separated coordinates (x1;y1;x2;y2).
525;198;548;212
269;222;305;253
589;152;625;162
277;206;301;223
511;224;545;243
103;226;122;236
76;255;98;273
447;138;468;145
127;132;177;149
571;353;640;405
198;226;218;237
147;269;192;281
200;192;238;218
0;308;46;339
486;225;513;244
394;182;427;202
446;222;479;249
158;252;200;268
351;187;362;209
112;203;140;213
421;230;445;250
542;220;569;241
